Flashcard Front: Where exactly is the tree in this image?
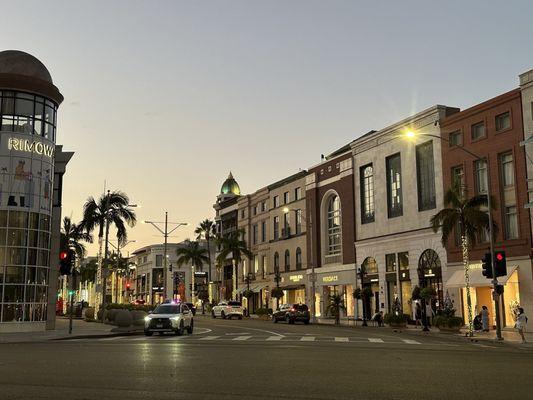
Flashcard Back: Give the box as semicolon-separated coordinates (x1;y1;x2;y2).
195;219;215;288
82;190;136;319
176;240;210;305
79;258;98;283
430;183;495;337
326;294;346;325
60;217;92;259
216;230;253;300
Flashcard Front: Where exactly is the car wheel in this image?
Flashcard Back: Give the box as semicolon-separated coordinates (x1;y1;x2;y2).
187;320;194;334
272;315;278;323
176;321;184;336
144;330;153;336
286;315;292;324
238;316;243;320
221;311;226;319
212;311;216;319
304;319;310;325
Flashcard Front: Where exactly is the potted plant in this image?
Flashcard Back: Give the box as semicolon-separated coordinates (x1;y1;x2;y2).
433;292;464;333
384;312;410;328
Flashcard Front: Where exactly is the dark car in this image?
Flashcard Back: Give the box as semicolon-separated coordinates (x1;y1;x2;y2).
184;302;196;316
272;303;310;324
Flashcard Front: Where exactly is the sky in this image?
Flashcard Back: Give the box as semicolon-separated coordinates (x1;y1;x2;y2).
1;0;532;256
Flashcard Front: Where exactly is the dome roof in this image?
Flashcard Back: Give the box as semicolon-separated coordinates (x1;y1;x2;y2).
220;172;241;196
0;50;53;83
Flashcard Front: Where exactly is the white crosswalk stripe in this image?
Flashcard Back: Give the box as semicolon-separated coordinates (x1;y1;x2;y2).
334;337;349;342
300;336;315;342
368;338;384;343
266;336;284;341
199;336;220;340
232;336;252;341
402;339;421;345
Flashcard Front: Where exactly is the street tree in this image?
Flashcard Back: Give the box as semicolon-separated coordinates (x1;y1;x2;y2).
326;294;346;325
216;230;253;300
195;219;215;284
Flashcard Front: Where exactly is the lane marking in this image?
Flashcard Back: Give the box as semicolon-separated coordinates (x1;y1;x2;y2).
402;339;421;345
266;336;284;341
368;338;384;343
199;336;220;340
335;337;349;342
192;328;212;335
239;327;285;337
300;336;315;342
232;336;252;341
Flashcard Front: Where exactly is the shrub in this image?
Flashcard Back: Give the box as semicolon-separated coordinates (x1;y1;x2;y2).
115;310;133;327
384;313;410;325
131;310;148;326
255;307;272;316
242;289;254;299
84;307;95;320
420;287;437;300
270;287;284;299
434;315;463;329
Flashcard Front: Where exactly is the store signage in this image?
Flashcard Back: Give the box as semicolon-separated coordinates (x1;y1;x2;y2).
322;275;338;283
289;274;303;282
8;137;54;158
194;271;208;277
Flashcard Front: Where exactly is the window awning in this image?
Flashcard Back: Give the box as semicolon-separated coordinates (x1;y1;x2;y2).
251;282;269;293
446;266;518;288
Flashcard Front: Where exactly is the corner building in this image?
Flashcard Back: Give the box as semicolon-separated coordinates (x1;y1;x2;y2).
0;50;70;332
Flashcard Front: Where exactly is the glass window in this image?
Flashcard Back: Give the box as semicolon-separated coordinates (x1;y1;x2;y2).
471;122;485;140
500;153;514;187
398;252;409;270
261;201;266;212
452;166;464;189
295;209;302;235
505;206;518;239
7;229;27;247
5;266;25;283
274;252;279;272
273;196;279;208
296;248;302;270
362;257;378;274
449;130;462;146
416;141;436;211
273;216;279;240
360;164;375;223
261;221;266;242
326;195;341;255
284;250;290;272
474;159;488;194
386;253;396;272
155;255;163;267
9;211;28;228
283;192;289;204
294;187;301;201
252;206;257;216
252;224;258;245
495;112;511;132
240;209;245;218
386;153;402;218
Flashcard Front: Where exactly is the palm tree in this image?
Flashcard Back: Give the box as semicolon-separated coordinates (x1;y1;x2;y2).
326;294;346;325
82;190;136;318
430;183;494;337
195;219;215;286
216;230;253;300
60;216;92;259
176;240;210;306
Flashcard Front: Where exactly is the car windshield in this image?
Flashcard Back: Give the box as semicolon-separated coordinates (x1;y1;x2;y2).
228;301;241;307
294;304;308;311
153;305;180;314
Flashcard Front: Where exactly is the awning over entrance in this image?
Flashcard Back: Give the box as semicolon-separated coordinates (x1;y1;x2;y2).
446;266;518;288
251;282;269;293
235;287;246;295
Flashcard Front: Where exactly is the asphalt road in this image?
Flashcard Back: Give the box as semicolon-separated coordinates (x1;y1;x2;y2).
1;316;531;400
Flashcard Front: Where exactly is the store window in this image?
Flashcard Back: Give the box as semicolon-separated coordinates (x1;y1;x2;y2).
385;254;396;272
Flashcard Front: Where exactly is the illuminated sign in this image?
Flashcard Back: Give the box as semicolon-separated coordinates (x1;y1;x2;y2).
8;138;54;158
322;275;338;283
289;274;303;282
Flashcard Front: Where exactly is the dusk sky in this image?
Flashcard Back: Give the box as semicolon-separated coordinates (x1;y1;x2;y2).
1;0;532;255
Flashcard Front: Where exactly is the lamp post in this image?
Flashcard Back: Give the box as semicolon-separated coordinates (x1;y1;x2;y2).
405;130;503;340
283;207;316;323
144;213;188;301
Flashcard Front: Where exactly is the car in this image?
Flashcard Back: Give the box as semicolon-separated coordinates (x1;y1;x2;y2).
272;303;310;324
211;301;244;319
184;302;197;316
144;302;194;336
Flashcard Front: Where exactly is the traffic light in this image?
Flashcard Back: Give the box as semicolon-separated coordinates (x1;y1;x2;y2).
494;251;507;277
126;282;131;290
481;252;493;279
59;250;74;275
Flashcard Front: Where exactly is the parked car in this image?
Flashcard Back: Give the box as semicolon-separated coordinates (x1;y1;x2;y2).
272;303;310;324
184;302;196;316
144;302;194;336
211;301;244;319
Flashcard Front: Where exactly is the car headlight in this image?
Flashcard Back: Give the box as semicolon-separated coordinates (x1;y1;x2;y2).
144;316;151;322
170;316;180;321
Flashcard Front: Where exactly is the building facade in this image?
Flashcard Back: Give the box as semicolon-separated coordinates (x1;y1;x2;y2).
441;89;532;327
0;50;72;332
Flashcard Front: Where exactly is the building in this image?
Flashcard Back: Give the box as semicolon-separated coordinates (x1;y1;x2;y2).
440;89;532;327
305;146;356;318
0;50;72;332
130;241;213;305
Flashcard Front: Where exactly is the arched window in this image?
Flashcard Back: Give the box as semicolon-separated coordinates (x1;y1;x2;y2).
418;249;443;309
295;248;302;270
274;252;279;272
284;250;290;272
362;257;378;274
327;195;341;256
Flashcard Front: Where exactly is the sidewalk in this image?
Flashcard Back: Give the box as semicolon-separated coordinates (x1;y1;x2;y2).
0;317;121;344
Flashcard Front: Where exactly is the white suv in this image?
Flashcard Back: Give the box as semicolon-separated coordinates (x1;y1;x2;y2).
212;301;244;319
144;303;194;336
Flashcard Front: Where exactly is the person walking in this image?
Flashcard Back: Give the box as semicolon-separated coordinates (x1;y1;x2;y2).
415;300;422;328
481;305;490;332
515;307;528;344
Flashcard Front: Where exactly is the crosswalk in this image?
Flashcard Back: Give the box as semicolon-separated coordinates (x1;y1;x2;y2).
63;335;423;345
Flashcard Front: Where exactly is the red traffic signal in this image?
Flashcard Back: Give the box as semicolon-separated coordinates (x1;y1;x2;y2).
496;253;503;261
60;251;68;260
494;251;507;277
59;250;74;275
126;282;131;289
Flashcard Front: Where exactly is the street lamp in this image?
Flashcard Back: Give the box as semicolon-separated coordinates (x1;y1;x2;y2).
144;213;188;301
282;206;316;323
404;130;503;340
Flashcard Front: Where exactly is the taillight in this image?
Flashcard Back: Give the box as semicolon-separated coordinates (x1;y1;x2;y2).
290;308;295;312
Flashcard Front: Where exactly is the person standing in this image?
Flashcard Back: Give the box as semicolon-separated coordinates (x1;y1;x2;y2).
515;307;528;344
481;305;490;332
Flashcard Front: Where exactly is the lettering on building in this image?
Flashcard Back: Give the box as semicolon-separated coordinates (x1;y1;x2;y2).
8;138;54;158
289;274;303;283
322;275;338;283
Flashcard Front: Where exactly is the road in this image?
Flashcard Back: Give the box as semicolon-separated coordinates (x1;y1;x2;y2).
1;316;531;400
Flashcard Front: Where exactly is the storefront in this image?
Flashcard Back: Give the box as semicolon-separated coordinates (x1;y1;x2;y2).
315;270;355;318
279;273;306;305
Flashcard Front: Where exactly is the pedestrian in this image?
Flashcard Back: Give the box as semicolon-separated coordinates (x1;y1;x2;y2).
415;301;422;328
481;305;490;332
425;299;434;327
515;307;528;344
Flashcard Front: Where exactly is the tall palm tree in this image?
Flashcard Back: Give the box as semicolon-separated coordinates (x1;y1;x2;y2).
195;219;215;285
176;240;210;304
60;216;92;259
430;183;494;337
326;294;346;325
216;230;253;300
82;190;136;318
